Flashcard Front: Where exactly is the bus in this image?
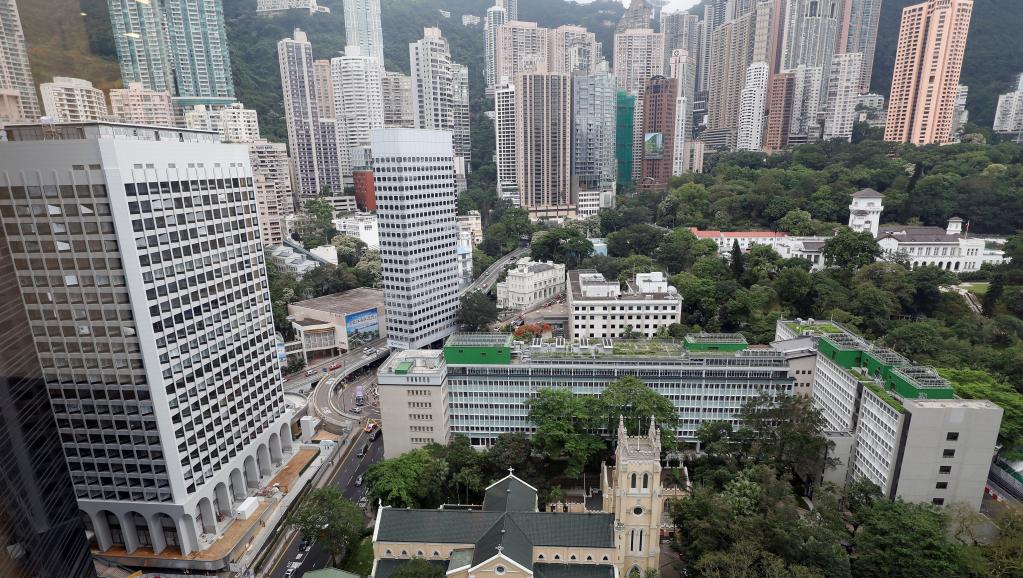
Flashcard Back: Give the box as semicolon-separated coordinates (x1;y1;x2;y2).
355;386;365;406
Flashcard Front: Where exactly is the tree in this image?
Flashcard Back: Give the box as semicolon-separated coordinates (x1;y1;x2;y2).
736;394;835;484
527;388;605;477
288;486;363;565
388;558;445;578
332;235;368;267
852;500;969;578
606;224;668;258
822;228;881;269
983;275;1005;317
730;240;746;280
777;209;816;236
600;376;677;439
530;227;594;268
355;249;381;287
939;368;1023;458
364;448;447;508
982;509;1023;577
487;433;533;477
457;292;499;331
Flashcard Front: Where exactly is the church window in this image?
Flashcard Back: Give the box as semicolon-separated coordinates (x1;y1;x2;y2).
642;473;649;489
633;506;644;516
639;530;644;552
630;473;637;488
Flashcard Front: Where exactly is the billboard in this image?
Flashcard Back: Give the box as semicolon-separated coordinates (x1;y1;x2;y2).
644;132;664;159
345;308;380;347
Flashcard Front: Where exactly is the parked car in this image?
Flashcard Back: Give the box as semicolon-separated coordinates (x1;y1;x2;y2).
355;474;363;486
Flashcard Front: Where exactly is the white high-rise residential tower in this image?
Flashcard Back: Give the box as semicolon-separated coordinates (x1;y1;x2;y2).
107;0;174;94
278;29;343;197
498;0;518;21
494;83;519;205
484;5;508;94
823;52;864;141
331;46;385;178
736;62;769;151
993;73;1023;138
495;21;549;85
372;129;460;350
549;25;601;75
0;122;292;558
0;0;39;120
613;28;664;95
343;0;385;64
40;77;110;123
409;28;471;165
162;0;235;102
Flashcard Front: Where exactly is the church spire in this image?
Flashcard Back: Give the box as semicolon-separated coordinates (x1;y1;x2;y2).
648;415;657;440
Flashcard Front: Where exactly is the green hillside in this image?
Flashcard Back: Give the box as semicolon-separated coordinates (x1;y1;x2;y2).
20;0;121;92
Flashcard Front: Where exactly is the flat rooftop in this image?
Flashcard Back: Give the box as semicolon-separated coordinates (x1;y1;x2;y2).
685;333;747;345
3;121;219;143
379;349;444;374
567;270;679;302
289;287;383;316
446;333;513;348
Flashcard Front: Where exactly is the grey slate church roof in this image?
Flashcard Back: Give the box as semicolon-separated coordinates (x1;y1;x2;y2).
374;473;616;577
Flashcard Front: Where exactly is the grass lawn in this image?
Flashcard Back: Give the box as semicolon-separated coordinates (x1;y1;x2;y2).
342;536;375;577
961;282;990;296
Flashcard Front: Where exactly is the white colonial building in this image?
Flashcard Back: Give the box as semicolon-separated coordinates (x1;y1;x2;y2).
567;271;682;339
496;258;567;310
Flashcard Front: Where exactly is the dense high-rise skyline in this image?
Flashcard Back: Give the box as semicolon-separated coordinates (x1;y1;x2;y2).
332;45;385;178
885;0;974;145
613;28;665;96
837;0;883;92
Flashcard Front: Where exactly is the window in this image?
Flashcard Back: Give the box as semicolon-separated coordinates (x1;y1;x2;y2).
633;506;644;516
642;473;649;489
495;566;506;575
936;482;948;489
932;498;945;506
630;473;637;488
946;432;959;441
939;465;952;474
942;449;955;458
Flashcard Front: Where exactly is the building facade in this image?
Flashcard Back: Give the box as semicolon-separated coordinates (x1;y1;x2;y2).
373;129;460;350
822;52;864;141
343;0;384;63
331;46;385;179
572;69;617;194
567;271;682;340
792;323;1002;511
278;29;342;197
736;62;769;151
549;25;601;76
40;77;109;123
837;0;883;92
0;123;291;558
495;83;519;205
483;5;508;94
109;83;175;127
379;332;796;456
638;76;680;189
0;200;96;577
496;259;566;310
106;0;174;96
0;0;38;120
381;71;414;128
884;0;974;145
613;29;664;96
163;0;235;102
495;20;549;85
516;74;574;220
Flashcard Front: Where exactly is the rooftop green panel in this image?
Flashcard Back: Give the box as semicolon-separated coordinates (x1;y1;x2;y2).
818;333;867;369
444;333;513;365
862;348;909;381
684;333;748;352
394;361;413;374
884;366;956;400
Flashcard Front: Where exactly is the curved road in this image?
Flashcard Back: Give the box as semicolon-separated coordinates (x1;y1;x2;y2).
309;340;389;433
463;247;529;295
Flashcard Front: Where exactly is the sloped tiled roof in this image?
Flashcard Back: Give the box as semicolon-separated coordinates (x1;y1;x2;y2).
852;188;884;198
471;514;533;568
534;564;617;578
508;512;615;548
376;509;502;544
483;475;537;512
